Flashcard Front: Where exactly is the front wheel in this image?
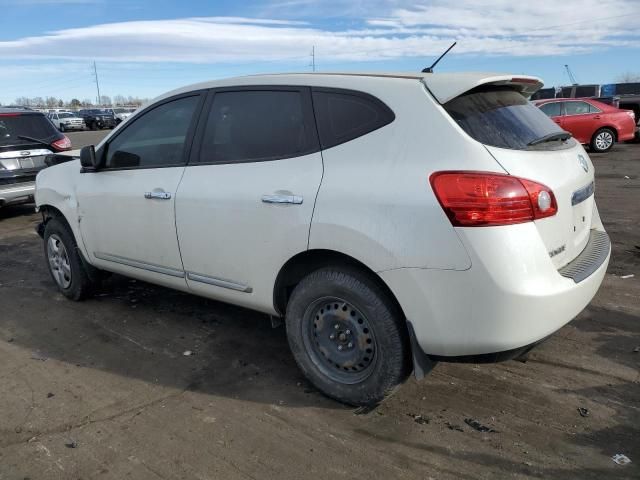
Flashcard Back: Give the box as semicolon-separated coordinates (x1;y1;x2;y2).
591;128;615;153
43;218;95;301
285;267;411;406
59;124;65;132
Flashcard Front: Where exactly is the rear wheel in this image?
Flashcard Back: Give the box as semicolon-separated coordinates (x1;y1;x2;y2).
43;218;95;301
285;267;411;406
590;128;615;153
59;124;65;132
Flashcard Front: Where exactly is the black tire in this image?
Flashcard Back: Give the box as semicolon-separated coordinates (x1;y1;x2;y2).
59;124;65;132
285;267;411;406
43;217;95;301
89;121;96;131
590;127;615;153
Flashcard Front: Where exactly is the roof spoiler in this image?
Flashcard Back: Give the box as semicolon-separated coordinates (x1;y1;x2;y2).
422;74;544;104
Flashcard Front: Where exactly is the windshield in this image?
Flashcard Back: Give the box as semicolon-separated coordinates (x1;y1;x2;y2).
0;114;58;147
113;108;126;113
59;112;75;118
444;86;572;150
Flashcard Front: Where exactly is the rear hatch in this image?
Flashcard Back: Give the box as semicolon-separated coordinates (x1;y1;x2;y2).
436;79;595;268
0;112;57;184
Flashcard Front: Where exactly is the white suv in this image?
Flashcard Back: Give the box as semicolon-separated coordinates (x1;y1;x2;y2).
35;72;610;406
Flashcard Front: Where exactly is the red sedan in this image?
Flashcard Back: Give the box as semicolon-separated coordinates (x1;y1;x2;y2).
534;98;636;152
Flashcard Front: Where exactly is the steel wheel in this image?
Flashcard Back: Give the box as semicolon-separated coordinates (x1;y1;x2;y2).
301;296;377;384
47;234;72;289
595;130;613;150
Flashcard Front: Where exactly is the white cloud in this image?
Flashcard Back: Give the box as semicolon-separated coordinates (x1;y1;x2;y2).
0;2;638;65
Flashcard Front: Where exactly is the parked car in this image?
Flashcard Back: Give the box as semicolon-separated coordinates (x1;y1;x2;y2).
35;72;610;406
534;98;636;152
0;108;71;207
77;109;117;130
103;108;133;124
48;111;85;132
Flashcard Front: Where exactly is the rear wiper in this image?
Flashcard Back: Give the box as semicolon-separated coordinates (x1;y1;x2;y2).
17;135;52;148
527;131;572;146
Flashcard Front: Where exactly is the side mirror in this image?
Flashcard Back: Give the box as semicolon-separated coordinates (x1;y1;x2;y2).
80;145;99;171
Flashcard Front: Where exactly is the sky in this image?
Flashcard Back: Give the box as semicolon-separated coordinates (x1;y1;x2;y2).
1;0;639;105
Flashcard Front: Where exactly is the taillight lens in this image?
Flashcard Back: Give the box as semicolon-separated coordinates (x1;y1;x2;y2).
51;135;72;152
430;171;557;227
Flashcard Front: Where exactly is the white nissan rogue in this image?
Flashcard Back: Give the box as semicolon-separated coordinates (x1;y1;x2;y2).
35;72;610;406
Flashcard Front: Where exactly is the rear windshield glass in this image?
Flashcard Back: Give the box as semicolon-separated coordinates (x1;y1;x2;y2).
0;114;58;147
444;86;570;150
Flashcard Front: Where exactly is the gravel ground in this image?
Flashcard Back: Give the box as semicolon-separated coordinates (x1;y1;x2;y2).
0;141;638;480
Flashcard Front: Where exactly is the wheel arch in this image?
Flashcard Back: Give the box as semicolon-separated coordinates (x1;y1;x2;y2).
274;248;435;379
273;249;404;318
593;125;618;141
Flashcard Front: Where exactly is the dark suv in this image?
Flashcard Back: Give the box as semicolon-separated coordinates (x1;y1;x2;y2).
77;109;117;130
0;108;71;207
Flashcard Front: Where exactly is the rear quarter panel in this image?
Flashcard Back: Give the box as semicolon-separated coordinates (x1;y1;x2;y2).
309;78;507;272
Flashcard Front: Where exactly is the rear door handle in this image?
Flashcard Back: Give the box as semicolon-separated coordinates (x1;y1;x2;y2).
261;194;303;205
144;191;172;200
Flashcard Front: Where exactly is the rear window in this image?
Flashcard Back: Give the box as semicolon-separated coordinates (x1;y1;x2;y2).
444;86;570;150
312;89;395;149
0;114;58;147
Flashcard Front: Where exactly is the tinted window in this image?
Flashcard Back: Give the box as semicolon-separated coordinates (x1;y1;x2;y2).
444;86;568;150
574;86;598;97
530;88;556;100
105;95;199;169
539;102;562;117
559;87;573;98
199;90;317;163
312;89;394;149
564;101;591;115
0;114;59;147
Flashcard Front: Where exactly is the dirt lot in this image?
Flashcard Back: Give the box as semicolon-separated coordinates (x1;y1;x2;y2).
0;137;638;479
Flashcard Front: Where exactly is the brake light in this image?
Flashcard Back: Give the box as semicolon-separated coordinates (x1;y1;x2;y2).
0;113;20;117
51;135;72;152
430;171;557;227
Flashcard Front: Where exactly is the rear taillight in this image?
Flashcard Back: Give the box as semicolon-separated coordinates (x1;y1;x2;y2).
51;135;72;152
430;171;557;227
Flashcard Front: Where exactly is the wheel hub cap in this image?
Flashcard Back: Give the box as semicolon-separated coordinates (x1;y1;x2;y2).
303;298;376;384
596;132;612;150
47;234;72;289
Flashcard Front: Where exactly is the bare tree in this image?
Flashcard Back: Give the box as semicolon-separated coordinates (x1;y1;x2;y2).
99;95;112;106
615;72;640;83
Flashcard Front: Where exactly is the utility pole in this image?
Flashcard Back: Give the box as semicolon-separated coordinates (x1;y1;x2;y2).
310;46;316;72
93;61;102;105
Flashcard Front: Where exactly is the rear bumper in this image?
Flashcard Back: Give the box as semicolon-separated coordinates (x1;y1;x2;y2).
380;224;610;357
0;181;35;206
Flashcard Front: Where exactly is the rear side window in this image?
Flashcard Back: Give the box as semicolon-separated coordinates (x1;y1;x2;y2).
312;89;395;149
444;86;569;150
564;101;591;115
198;90;318;163
539;102;562;117
0;114;58;147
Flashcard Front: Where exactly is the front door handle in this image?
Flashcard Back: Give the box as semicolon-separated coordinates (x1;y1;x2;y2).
144;191;172;200
261;194;303;205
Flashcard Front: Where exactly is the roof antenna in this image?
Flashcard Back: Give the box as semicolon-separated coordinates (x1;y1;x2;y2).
422;42;457;73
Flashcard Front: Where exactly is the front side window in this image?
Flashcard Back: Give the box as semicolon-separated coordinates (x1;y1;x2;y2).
199;90;317;163
564;101;591;116
444;86;569;150
105;95;199;169
538;102;562;117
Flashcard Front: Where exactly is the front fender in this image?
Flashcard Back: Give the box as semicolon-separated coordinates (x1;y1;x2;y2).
35;159;89;259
